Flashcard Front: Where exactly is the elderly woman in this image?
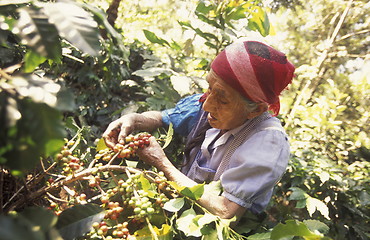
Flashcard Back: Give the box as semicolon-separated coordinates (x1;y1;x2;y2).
103;41;295;222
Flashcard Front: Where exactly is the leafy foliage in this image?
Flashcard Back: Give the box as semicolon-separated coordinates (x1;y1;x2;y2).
0;0;368;239
56;204;105;240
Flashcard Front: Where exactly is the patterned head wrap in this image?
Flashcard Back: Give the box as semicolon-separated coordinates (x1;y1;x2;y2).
210;41;295;116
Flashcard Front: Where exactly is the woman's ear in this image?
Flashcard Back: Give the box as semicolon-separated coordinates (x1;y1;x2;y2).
246;102;268;119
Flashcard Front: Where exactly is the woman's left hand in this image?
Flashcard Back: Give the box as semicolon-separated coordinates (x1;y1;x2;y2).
136;137;168;169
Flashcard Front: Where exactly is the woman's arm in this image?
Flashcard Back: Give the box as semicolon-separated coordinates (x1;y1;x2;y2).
137;137;246;221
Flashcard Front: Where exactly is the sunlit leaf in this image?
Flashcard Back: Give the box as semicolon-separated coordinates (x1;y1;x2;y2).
197;213;218;226
43;2;100;56
11;74;61;107
96;137;109;152
15;6;61;59
270;220;318;240
195;12;222;29
169;181;204;200
23;50;47;73
204;180;222;196
176;208;202;237
138;173;152;192
247;6;270;37
162;123;173;149
135;224;172;240
306;197;330;220
81;3;128;57
163;197;185;212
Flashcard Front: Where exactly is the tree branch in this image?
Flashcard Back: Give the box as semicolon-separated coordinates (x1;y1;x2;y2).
6;164;143;211
285;0;354;127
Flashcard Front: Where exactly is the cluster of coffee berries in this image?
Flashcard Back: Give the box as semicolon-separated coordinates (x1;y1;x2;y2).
91;221;109;237
99;172;171;222
95;133;152;162
90;220;135;239
55;139;84;175
87;175;101;188
104;201;124;220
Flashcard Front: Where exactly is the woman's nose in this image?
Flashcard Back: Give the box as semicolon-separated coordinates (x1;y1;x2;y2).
202;93;215;112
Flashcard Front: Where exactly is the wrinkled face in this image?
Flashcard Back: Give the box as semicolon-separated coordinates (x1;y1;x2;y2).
202;70;250;131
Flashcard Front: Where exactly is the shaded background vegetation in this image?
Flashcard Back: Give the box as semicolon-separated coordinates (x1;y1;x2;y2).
0;0;369;239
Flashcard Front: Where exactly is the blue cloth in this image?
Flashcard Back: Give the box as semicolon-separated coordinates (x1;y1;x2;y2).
161;94;203;136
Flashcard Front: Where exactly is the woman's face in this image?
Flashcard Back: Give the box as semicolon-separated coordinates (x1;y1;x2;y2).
202;70;251;131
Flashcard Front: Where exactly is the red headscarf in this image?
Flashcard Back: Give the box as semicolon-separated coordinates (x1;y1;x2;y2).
210;41;295;116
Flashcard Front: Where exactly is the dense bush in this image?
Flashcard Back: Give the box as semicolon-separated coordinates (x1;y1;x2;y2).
0;0;368;239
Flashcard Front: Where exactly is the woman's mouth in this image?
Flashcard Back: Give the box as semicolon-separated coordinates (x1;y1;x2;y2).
207;113;217;121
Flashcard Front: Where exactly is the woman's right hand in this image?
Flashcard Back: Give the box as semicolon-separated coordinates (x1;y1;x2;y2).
102;111;163;149
102;114;135;149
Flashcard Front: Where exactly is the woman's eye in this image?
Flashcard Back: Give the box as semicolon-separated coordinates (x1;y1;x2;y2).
219;98;228;104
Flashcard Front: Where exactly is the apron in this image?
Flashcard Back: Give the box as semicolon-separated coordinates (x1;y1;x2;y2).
183;111;275;183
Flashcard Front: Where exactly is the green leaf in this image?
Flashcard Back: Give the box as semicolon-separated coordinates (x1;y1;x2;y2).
271;220;318;240
143;29;170;47
0;214;45;240
202;228;218;240
3;99;65;172
181;183;204;200
163;197;185;212
303;220;330;234
19;206;58;232
296;199;307;208
137;173;152;192
197;213;218;226
23;50;47;73
56;203;105;240
226;5;247;21
162;122;173;149
15;6;62;60
195;1;213;14
169;182;205;200
289;187;308;200
306;197;330;220
43;2;100;56
135;223;173;240
96;137;109;152
247;6;270;37
176;208;202;237
247;232;272;239
195;12;222;29
81;3;128;56
204;180;222;196
55;88;76;112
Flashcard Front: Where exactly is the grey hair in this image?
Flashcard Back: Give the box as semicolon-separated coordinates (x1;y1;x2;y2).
241;97;259;112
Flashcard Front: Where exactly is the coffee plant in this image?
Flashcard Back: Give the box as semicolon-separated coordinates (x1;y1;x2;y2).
2;0;367;239
37;130;248;240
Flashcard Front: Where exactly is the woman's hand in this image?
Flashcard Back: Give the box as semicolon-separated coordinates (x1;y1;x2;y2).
136;137;168;169
102;111;163;149
102;114;135;149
